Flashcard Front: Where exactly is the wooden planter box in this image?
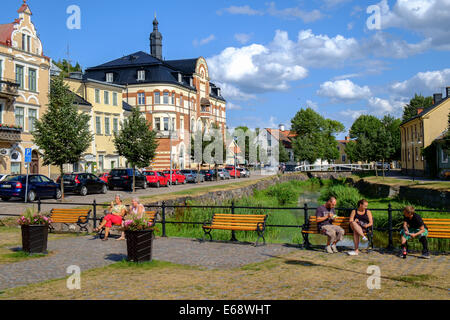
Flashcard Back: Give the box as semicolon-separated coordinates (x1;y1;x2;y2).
125;230;153;262
21;225;49;254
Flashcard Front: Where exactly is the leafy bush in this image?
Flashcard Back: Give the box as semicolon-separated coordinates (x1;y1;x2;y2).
319;184;362;216
264;184;298;206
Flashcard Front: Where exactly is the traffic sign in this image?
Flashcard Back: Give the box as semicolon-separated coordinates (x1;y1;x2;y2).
25;148;32;163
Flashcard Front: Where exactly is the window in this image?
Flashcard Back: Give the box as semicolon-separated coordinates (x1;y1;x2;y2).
442;150;448;164
113;92;118;106
180;95;183;107
163;92;169;104
106;73;113;83
27;35;31;52
15;107;24;128
99;155;104;172
28;109;37;132
104;91;110;105
0;103;3;124
171;117;175;131
22;34;26;51
138;92;146;105
0;59;3;78
96;116;102;134
171;93;175;105
155;117;161;131
137;70;145;81
154;92;160;104
164;117;169;131
113;118;119;134
342;155;346;162
11;162;21;175
111;161;116;169
28;68;37;92
16;65;24;89
95;89;101;103
105;117;110;135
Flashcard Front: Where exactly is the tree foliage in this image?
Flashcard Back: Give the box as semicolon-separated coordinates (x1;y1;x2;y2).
32;76;92;197
54;59;82;78
402;94;433;122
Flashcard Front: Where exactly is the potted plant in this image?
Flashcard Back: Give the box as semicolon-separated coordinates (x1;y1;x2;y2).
122;217;155;262
17;207;51;254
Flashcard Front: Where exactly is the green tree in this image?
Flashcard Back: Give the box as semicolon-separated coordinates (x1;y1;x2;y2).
32;76;92;199
54;59;82;78
402;94;433;122
444;113;450;152
382;115;402;162
113;107;158;192
279;142;290;163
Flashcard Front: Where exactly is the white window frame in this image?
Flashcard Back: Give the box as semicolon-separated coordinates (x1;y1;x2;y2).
95;89;101;104
138;92;146;105
96;116;102;135
137;70;145;81
154;92;160;104
105;117;111;135
112;92;118;106
104;91;110;105
106;73;114;83
15;106;25;129
28;68;37;92
28;108;38;133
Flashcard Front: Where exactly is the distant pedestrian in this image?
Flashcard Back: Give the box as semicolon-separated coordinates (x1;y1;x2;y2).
400;206;430;259
315;197;345;254
347;199;373;256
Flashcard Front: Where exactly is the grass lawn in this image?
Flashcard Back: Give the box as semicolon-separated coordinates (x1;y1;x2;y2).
0;249;448;300
350;175;450;191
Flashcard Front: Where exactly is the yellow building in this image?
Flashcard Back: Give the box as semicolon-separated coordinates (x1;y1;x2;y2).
335;136;351;165
59;73;130;176
400;89;450;176
0;1;51;175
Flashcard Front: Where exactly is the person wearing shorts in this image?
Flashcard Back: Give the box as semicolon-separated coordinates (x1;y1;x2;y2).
348;199;373;256
316;197;345;254
400;206;430;259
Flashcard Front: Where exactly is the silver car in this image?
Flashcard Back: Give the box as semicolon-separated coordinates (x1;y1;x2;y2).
218;169;231;180
237;168;251;178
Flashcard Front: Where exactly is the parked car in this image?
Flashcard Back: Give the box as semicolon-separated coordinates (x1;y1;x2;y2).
98;173;110;184
217;168;231;180
56;173;108;196
180;170;205;183
237;167;251;178
142;171;169;188
162;170;186;185
108;169;147;191
200;170;217;181
225;166;241;178
0;174;62;202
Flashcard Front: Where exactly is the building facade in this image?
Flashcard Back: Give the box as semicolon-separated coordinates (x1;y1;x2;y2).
0;1;51;176
400;89;450;176
60;73;131;175
84;18;226;170
335;136;351;165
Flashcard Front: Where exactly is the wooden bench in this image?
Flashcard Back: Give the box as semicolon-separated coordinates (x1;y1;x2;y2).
98;211;158;239
49;208;91;233
302;216;373;250
202;213;268;246
422;219;450;239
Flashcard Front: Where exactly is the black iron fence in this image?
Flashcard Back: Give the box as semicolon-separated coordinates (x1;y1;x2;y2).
1;198;448;251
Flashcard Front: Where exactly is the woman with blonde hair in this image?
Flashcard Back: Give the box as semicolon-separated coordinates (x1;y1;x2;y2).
116;197;146;241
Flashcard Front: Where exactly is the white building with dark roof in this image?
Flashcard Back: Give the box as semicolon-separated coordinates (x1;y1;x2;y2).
85;18;227;170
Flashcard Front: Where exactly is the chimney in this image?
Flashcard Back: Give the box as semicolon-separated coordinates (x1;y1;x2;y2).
417;108;424;115
446;87;450;98
279;124;286;131
345;136;350;142
433;93;443;105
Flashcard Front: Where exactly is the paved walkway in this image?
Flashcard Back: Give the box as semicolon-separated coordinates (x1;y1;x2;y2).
0;235;295;290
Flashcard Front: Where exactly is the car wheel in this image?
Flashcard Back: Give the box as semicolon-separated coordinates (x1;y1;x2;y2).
183;180;187;185
1;197;11;202
80;186;88;196
156;182;160;188
143;182;147;190
55;189;62;200
101;185;108;194
175;180;178;186
28;190;36;202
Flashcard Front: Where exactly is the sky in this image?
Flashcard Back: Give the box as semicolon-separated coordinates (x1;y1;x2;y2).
2;0;450;138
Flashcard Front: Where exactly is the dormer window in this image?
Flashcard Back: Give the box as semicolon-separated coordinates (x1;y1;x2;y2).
137;70;145;81
189;78;193;87
106;73;113;83
178;73;182;83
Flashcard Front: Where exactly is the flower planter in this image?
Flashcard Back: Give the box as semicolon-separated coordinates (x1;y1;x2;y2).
125;230;153;262
21;225;49;254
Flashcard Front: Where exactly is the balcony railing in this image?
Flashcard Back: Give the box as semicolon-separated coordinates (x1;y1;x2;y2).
0;124;23;142
0;78;20;98
156;131;179;139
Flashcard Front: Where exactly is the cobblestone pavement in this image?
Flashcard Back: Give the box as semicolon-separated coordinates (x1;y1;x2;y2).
0;235;295;290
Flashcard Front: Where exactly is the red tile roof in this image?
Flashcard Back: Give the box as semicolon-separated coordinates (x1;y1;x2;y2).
17;1;31;14
0;23;15;45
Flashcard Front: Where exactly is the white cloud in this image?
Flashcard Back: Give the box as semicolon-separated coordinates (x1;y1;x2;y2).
317;79;372;101
305;100;319;111
217;5;263;16
390;68;450;96
332;73;361;81
227;102;243;110
322;0;353;9
339;109;368;120
234;33;253;45
193;34;216;47
266;2;324;23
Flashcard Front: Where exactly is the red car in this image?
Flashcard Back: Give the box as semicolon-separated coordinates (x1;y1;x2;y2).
225;166;241;178
98;173;109;184
162;170;186;185
142;171;169;188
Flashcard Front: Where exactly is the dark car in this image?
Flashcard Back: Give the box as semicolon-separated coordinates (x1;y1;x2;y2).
0;174;62;202
56;173;108;196
200;170;217;181
180;170;205;183
108;169;147;191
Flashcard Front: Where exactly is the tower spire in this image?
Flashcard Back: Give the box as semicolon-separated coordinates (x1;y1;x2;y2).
150;16;163;60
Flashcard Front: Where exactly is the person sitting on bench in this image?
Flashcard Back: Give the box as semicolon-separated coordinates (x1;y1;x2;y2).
400;206;430;259
116;197;146;241
316;196;345;254
94;194;127;241
347;199;373;256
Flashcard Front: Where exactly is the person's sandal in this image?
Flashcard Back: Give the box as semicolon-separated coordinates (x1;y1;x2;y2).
102;238;108;241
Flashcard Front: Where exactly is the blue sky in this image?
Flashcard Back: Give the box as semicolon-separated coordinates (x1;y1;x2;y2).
2;0;450;138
